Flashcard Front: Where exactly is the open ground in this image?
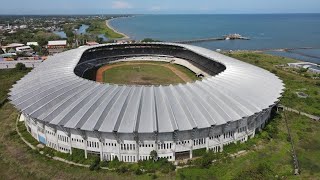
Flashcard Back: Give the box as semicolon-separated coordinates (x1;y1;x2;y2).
96;61;199;85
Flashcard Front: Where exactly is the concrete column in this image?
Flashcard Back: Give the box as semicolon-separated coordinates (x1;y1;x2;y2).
55;129;60;151
84;139;88;159
100;140;103;161
69;134;72;155
189;140;193;159
35;122;39;142
43;125;48;147
205;137;209;151
172;142;176;161
118;142;121;161
136;142;139;162
234;131;238;142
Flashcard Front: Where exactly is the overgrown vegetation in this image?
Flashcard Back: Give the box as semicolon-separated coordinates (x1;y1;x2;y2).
176;101;319;179
0;68;30;106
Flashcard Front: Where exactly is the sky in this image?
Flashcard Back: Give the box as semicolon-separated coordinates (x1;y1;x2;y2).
0;0;319;15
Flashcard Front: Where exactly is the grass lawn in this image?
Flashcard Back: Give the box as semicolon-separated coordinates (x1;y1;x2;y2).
226;52;320;116
102;61;198;85
87;20;124;39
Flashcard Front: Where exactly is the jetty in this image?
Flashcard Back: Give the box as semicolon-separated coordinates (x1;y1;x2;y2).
174;34;250;44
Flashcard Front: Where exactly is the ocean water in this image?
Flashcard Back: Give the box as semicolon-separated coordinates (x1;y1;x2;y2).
110;14;320;64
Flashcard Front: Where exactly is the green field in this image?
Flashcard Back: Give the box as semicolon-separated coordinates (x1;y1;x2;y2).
102;62;199;85
87;20;124;39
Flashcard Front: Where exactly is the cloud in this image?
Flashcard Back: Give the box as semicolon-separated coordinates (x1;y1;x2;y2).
111;1;132;9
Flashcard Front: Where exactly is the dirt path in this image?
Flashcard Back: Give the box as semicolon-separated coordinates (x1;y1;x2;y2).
96;62;193;83
162;64;192;82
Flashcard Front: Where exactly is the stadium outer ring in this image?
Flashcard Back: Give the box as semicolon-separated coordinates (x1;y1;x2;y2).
9;42;284;162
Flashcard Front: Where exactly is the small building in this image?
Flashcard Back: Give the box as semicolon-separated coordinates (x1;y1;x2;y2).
19;25;27;29
2;43;24;53
16;46;34;54
86;41;99;46
3;43;24;50
47;40;67;55
0;53;17;58
288;62;320;74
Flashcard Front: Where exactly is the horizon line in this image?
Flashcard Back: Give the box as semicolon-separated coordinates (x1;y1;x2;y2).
1;12;320;16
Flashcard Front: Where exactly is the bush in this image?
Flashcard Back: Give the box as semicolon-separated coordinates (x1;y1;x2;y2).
43;147;55;157
193;155;213;168
116;165;128;174
108;156;123;169
89;156;100;171
134;168;143;175
100;160;108;167
141;38;161;42
193;148;207;157
15;63;27;71
234;162;275;180
150;150;158;161
138;158;175;174
150;173;158;179
271;69;277;74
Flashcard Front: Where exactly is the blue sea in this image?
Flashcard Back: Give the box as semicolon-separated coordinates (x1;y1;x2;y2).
110;14;320;64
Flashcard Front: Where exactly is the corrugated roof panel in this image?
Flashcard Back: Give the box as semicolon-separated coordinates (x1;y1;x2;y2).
154;87;176;132
81;86;121;131
138;87;157;133
162;86;194;131
8;42;284;134
99;87;132;132
117;87;143;133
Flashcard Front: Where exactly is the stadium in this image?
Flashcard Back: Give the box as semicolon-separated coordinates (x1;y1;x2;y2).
9;42;284;162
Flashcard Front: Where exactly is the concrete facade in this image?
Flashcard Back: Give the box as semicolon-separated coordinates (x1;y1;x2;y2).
21;105;273;162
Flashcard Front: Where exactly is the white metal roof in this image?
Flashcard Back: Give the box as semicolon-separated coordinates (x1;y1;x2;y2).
48;40;67;46
16;46;32;51
27;42;39;46
9;43;284;134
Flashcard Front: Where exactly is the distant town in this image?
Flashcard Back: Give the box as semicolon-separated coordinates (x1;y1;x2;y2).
0;15;136;68
1;15;319;74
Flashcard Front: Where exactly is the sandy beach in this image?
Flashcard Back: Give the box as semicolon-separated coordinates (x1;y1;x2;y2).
106;18;130;39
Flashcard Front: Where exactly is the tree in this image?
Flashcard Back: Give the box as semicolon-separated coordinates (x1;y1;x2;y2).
15;63;27;71
150;150;158;162
96;37;104;44
141;38;161;42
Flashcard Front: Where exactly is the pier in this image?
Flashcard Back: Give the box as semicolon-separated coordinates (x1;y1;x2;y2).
173;34;250;44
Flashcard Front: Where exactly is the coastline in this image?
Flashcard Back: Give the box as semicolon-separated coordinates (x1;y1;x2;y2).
106;18;130;39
